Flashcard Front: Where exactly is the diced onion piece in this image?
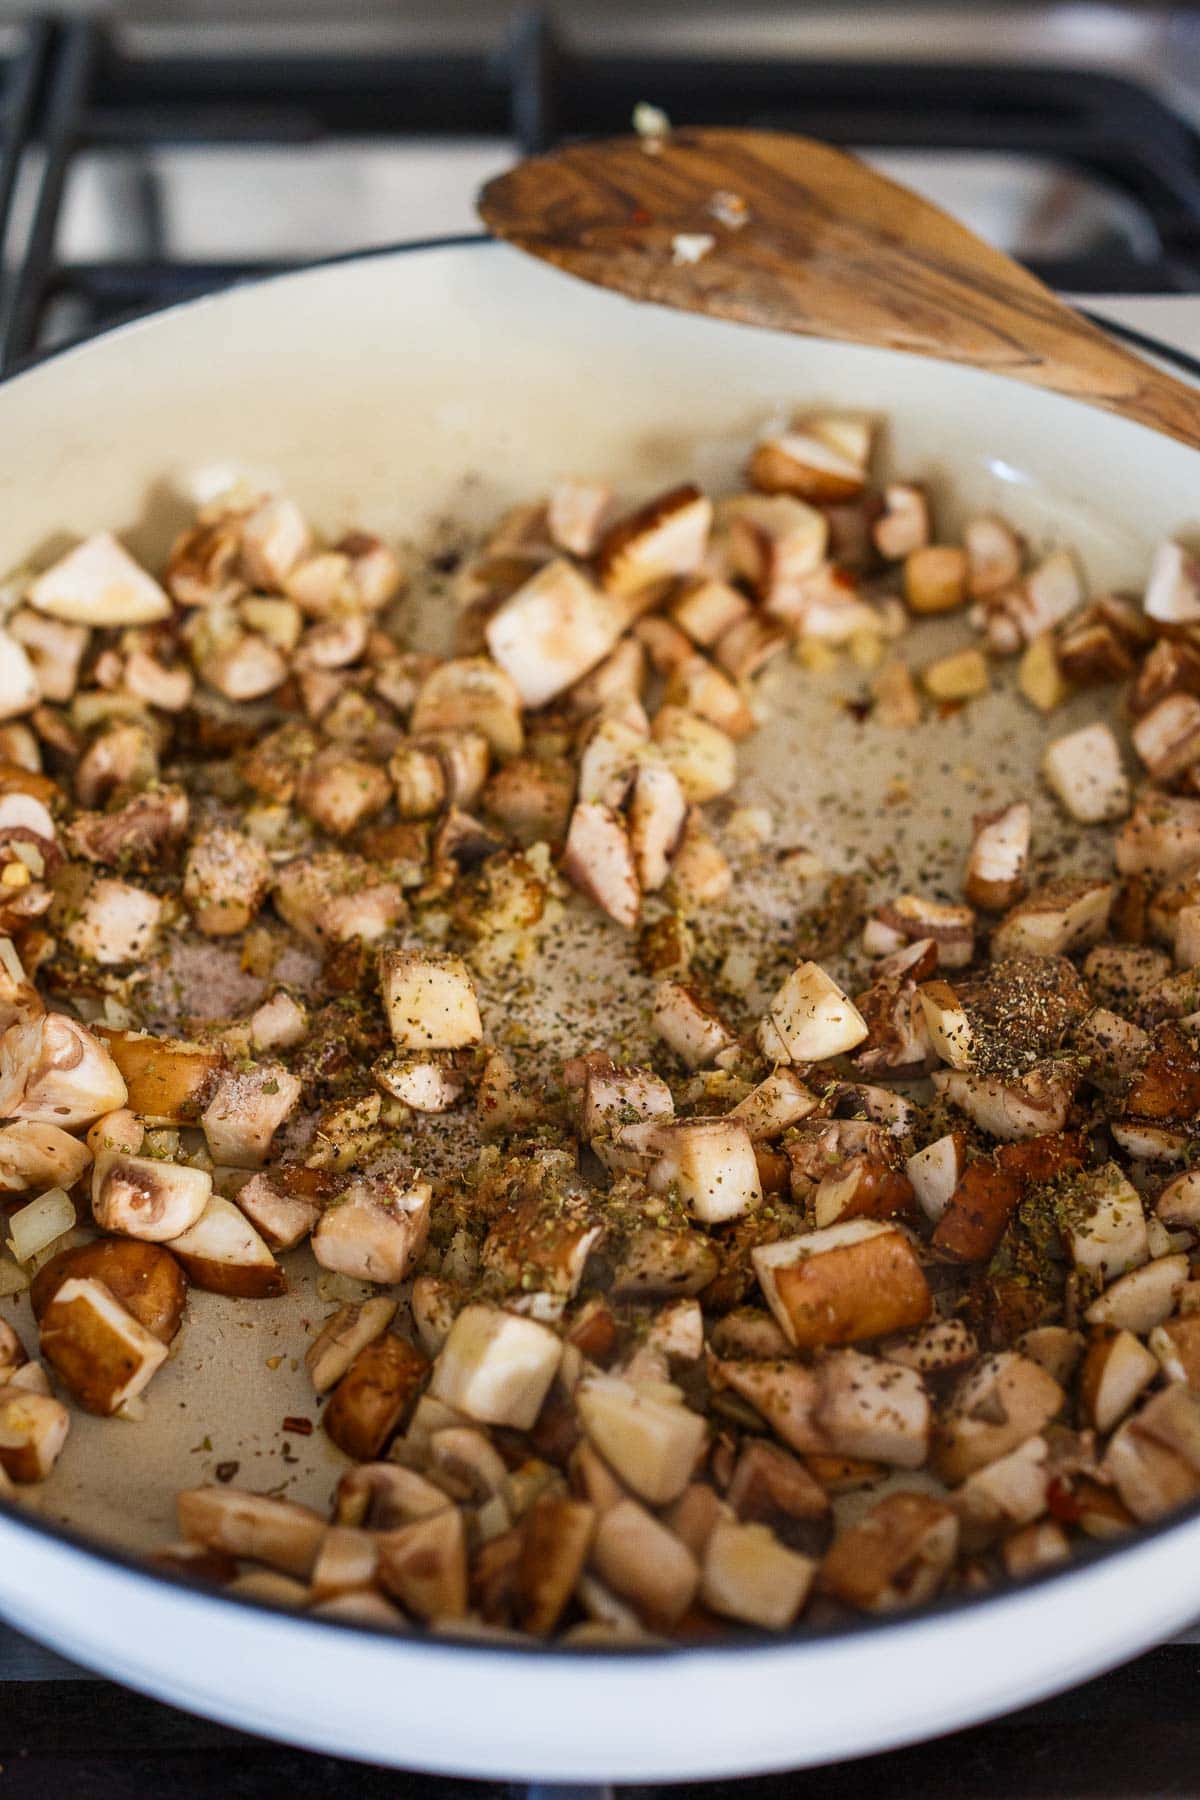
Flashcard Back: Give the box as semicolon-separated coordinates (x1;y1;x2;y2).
7;1187;75;1265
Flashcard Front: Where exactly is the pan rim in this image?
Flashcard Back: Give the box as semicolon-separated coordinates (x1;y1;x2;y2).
0;230;1197;1666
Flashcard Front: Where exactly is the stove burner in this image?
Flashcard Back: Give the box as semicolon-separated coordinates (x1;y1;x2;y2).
2;11;1200;369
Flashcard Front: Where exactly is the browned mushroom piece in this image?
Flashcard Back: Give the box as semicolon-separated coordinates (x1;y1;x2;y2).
821;1492;959;1612
31;1238;187;1344
39;1276;169;1415
165;1196;285;1298
322;1333;430;1462
0;1386;70;1482
177;1486;326;1577
92;1150;211;1242
311;1176;431;1286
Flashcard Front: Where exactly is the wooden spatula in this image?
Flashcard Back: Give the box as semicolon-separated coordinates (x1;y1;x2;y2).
478;127;1200;450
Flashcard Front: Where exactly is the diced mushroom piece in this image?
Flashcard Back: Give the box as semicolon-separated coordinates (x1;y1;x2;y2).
579;1058;673;1147
812;1151;915;1229
513;1493;596;1636
562;801;640;929
1115;792;1200;878
753;1219;930;1350
934;1353;1065;1485
1086;1254;1188;1336
822;1492;959;1612
178;1486;325;1578
188;609;287;701
182;826;272;938
917;980;973;1070
905;1132;967;1224
234;1167;323;1252
1080;1328;1159;1433
1018;1326;1085;1386
8;1013;128;1129
1007;549;1085;645
165;1196;285;1298
953;1438;1050;1542
294;747;391;838
991;878;1114;959
576;714;645;808
864;894;975;969
97;1032;220;1128
0;1120;90;1195
1130;636;1200;718
667;810;732;909
39;1275;168;1415
546;478;613;558
730;1068;819;1140
380;949;482;1051
576;1374;707;1505
965;514;1022;601
870;657;922;729
647;1117;762;1224
238;495;311;590
1002;1520;1071;1579
1157;1170;1200;1230
883;1318;979;1374
1042;722;1129;824
409;658;523;762
123;649;194;712
817;1349;930;1468
165;515;246;606
627;761;688;893
651;980;734;1069
92;1149;211;1243
699;1518;814;1631
248;991;307;1056
430;1305;562;1430
1072;1008;1151;1087
1059;1163;1149;1284
28;532;171;625
0;633;39;723
0;1386;69;1481
199;1056;300;1166
585;1501;698;1635
312;1176;431;1286
671;576;751;647
54;870;162;966
67;785;189;872
8;611;88;705
713;615;788;682
726;494;829;604
1144;539;1200;625
932;1061;1077;1141
323;1333;429;1461
377;1508;468;1622
335;1462;450;1529
308;1525;379;1602
1105;1385;1200;1521
373;1050;467;1114
596;484;713;598
1149;1314;1200;1388
487;560;629;709
274;851;405;948
758;960;868;1064
1132;693;1200;781
74;719;158;809
650;706;737;803
307;1297;401;1398
904;546;968;615
964;802;1031;911
749;414;870;502
873;484;930;561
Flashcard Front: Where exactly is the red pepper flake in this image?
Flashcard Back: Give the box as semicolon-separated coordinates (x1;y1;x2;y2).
1046;1476;1082;1524
282;1416;313;1437
629;206;653;226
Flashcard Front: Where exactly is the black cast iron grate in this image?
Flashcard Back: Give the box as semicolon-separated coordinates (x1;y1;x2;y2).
4;10;1200;367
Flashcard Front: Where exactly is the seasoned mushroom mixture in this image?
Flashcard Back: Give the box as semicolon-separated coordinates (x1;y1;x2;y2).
1;412;1200;1644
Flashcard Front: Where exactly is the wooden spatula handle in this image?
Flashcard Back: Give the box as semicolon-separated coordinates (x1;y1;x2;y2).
480;128;1200;451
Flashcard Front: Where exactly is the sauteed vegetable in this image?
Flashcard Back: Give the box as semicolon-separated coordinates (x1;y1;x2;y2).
0;410;1199;1642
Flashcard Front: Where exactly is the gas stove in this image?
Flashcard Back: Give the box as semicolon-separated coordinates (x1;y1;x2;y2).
0;8;1199;1793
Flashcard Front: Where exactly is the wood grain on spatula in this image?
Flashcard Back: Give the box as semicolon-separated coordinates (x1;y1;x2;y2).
479;127;1200;450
